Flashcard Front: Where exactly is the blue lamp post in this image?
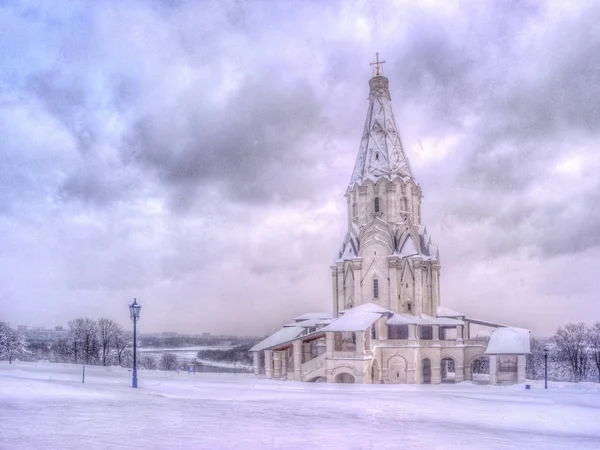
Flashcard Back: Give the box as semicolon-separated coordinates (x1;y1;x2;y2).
129;298;142;388
543;347;549;389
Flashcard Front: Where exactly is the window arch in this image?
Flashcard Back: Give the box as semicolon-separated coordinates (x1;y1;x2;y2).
374;197;380;213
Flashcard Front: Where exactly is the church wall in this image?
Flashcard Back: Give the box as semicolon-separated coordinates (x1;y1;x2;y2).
359;241;391;309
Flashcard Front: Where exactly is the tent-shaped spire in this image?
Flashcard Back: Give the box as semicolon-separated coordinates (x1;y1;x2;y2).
349;72;413;187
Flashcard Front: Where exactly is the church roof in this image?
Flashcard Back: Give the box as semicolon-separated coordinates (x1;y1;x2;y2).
249;326;305;352
293;312;334;322
349;75;413;188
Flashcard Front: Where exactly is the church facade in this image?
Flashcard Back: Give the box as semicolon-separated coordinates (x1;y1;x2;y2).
250;63;529;385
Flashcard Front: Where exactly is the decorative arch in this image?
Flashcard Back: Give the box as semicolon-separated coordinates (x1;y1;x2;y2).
421;357;432;384
440;355;456;383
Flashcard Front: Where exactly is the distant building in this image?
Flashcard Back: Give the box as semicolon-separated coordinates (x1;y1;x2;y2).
250;62;530;385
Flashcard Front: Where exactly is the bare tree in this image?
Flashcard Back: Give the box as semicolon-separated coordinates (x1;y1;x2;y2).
0;322;29;363
67;318;100;365
554;323;590;382
97;318;119;366
589;322;600;383
113;327;131;366
141;355;157;370
159;353;178;371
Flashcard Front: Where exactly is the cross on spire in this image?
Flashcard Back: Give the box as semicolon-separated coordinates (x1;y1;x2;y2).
370;52;386;76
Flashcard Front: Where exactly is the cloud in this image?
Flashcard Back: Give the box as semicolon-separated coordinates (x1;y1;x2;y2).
0;0;599;336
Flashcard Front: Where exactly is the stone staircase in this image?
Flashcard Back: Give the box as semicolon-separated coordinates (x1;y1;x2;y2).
300;353;327;382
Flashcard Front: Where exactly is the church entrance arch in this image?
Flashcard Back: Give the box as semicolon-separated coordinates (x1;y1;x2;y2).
471;356;490;384
422;358;431;384
387;355;407;384
334;372;355;384
441;357;456;383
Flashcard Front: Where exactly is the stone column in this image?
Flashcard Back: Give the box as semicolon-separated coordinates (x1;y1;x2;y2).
517;354;526;383
281;349;288;379
463;320;470;340
408;324;418;342
456;325;464;345
326;332;335;358
273;351;282;378
293;340;302;381
489;355;497;385
464;359;473;381
252;351;260;375
432;325;440;347
431;357;441;384
455;353;465;383
355;331;365;356
265;350;274;379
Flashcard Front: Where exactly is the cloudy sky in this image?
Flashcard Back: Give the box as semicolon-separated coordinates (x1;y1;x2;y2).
1;0;599;337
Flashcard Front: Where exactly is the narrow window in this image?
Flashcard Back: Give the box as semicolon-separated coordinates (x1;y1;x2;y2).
373;279;379;299
371;327;376;340
374;197;380;213
407;303;412;312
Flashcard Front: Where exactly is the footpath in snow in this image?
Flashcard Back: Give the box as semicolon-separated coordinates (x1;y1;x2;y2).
1;361;600;449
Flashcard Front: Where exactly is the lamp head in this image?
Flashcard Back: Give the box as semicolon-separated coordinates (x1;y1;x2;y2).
129;298;142;320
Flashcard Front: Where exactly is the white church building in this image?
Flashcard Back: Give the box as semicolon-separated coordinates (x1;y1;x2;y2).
250;60;530;385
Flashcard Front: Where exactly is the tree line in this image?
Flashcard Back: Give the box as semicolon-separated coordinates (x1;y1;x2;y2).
0;318;133;367
527;322;600;383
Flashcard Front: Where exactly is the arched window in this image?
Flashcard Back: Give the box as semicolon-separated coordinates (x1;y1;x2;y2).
373;278;379;299
374;197;380;213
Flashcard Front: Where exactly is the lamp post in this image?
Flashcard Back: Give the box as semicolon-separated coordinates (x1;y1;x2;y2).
129;298;142;388
543;347;549;389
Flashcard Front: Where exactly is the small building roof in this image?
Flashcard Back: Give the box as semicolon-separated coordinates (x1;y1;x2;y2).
437;307;464;318
293;312;334;322
283;318;332;328
249;326;305;352
485;327;531;355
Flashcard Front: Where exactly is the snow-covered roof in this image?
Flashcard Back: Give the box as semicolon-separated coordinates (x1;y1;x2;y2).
283;318;332;328
340;303;390;315
322;312;381;332
293;312;334;322
485;327;531;355
249;327;305;352
437;307;464;318
321;303;391;332
387;314;464;326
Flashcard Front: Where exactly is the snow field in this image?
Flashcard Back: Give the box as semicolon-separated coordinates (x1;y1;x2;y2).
1;361;600;449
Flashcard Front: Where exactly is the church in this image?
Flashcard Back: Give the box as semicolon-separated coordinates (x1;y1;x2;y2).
250;56;530;385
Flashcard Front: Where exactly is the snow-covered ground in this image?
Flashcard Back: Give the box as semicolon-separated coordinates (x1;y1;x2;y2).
1;361;600;449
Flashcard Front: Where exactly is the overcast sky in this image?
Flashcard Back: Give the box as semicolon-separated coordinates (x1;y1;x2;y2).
1;0;599;337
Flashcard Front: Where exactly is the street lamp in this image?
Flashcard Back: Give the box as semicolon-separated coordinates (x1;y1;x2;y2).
543;347;549;389
129;298;142;388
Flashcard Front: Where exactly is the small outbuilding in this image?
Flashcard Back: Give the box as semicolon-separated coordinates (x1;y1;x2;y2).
485;327;531;385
